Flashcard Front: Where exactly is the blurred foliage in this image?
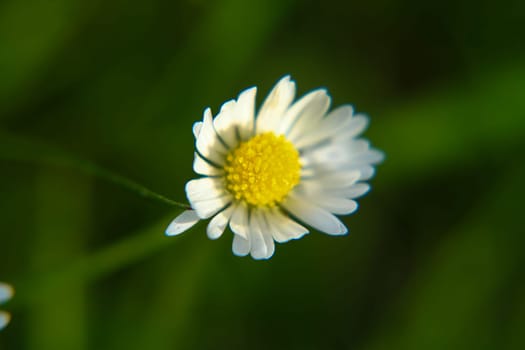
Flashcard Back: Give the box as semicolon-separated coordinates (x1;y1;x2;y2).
1;0;524;349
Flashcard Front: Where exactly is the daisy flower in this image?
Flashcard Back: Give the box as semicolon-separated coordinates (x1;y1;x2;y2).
166;76;383;259
0;282;14;330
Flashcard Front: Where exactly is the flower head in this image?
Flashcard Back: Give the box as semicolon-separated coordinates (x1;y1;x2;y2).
166;76;383;259
0;282;14;330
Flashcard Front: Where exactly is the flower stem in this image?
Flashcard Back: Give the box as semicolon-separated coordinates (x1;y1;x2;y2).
0;130;190;209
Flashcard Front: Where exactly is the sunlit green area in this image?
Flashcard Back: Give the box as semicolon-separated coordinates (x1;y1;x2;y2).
1;0;524;349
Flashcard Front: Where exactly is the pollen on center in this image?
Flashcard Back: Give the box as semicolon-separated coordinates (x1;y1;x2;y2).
223;132;301;207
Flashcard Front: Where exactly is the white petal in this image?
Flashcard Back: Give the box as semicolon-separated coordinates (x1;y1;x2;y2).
291;105;353;149
248;211;268;260
337;113;369;139
235;87;257;140
293;109;370;150
262;231;275;259
303;170;361;189
349;149;385;164
0;311;11;330
295;181;368;203
192;121;203;139
302;137;383;172
165;210;200;236
213;100;238;148
256;75;296;133
196;109;226;165
346;138;370;152
355;165;375;180
277;89;329;136
232;234;250;256
186;178;225;202
229;204;249;239
302;142;381;181
186;178;230;218
338;183;371;198
314;196;358;215
312;165;374;181
0;283;13;304
207;205;235;240
285;90;331;141
301;139;364;167
193;153;223;176
191;196;231;219
255;210;275;259
264;209;309;243
324;105;355;128
283;194;348;235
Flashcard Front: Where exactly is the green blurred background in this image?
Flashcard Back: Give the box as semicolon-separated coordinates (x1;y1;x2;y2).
1;0;524;349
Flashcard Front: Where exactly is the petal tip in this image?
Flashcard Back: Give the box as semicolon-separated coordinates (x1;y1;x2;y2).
165;210;200;236
206;224;223;240
373;149;386;164
276;74;292;83
334;220;349;236
0;283;14;304
203;107;212;118
0;311;11;330
192;121;203;139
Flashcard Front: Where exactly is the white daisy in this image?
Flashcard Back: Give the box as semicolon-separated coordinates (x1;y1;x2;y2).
166;76;383;260
0;282;14;330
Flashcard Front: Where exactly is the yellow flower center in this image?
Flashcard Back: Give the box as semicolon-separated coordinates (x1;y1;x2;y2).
224;132;301;207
